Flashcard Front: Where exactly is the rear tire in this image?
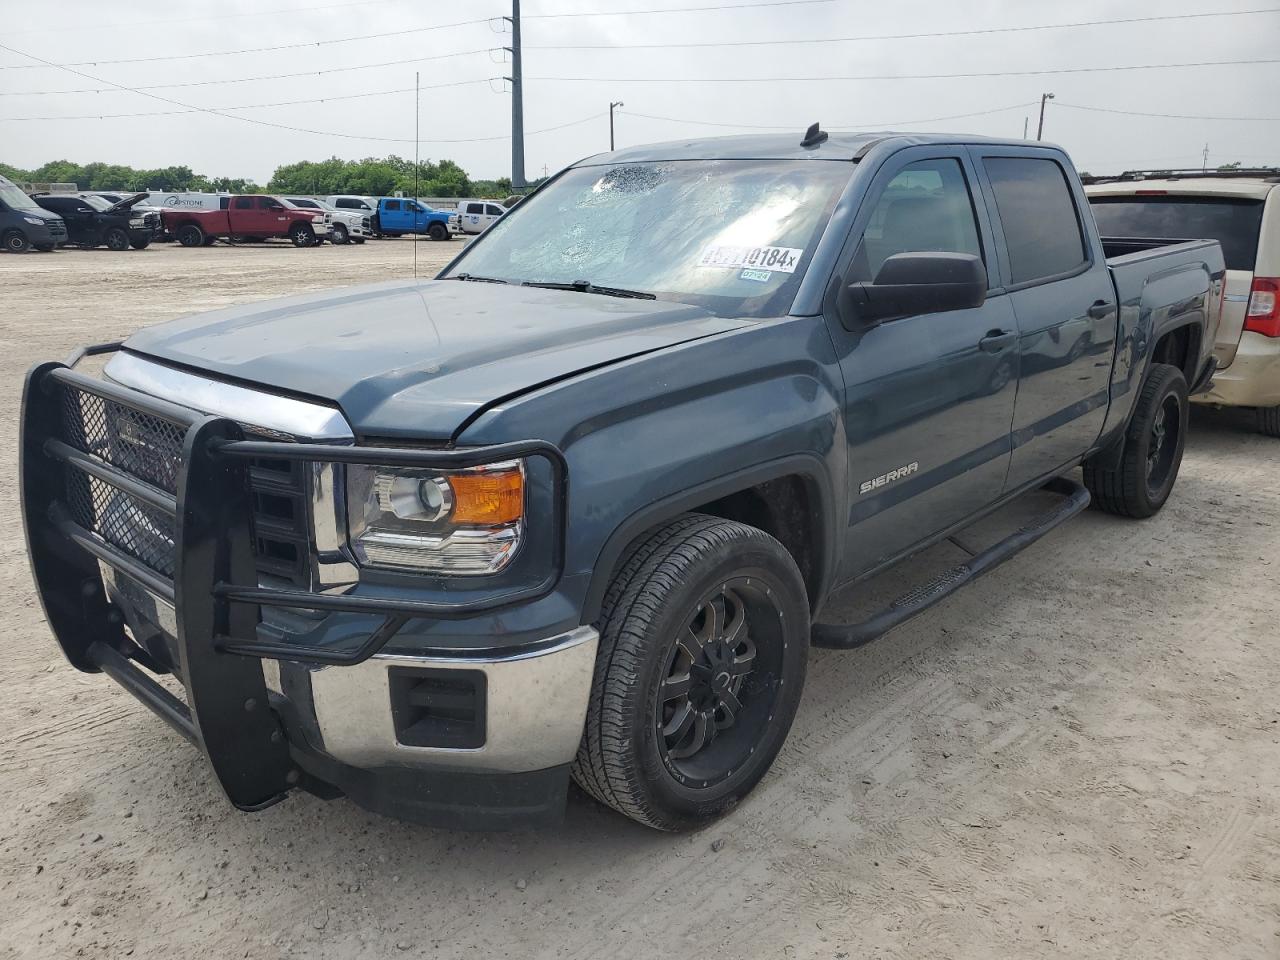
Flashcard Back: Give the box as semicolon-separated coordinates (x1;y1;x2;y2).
177;224;205;247
1084;362;1188;518
572;514;809;831
1257;405;1280;438
104;228;130;252
3;230;31;253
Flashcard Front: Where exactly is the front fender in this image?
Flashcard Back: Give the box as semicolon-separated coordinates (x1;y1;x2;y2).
458;315;848;623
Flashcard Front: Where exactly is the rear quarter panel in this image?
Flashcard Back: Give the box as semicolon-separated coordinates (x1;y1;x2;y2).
1098;239;1223;444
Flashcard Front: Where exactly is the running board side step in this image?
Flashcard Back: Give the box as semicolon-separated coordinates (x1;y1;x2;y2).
811;477;1090;650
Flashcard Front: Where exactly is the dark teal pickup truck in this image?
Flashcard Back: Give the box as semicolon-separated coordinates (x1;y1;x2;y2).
22;129;1222;831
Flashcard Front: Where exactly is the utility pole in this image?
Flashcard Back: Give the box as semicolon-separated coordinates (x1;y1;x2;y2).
1022;116;1029;140
609;101;624;151
1202;143;1210;171
504;0;526;189
413;71;420;279
1036;92;1054;141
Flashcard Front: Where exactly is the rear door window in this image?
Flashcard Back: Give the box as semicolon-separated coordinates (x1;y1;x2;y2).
1088;196;1264;271
984;157;1089;285
232;197;253;210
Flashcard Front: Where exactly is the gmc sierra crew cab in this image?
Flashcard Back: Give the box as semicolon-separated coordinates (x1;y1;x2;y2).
22;130;1221;832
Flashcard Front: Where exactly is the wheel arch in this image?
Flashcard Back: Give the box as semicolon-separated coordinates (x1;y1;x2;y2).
581;454;837;624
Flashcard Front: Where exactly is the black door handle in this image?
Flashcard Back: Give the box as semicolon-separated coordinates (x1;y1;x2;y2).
979;330;1017;353
1087;300;1113;319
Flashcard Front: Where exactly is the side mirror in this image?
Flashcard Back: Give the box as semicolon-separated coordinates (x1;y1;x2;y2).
845;252;987;326
269;202;285;211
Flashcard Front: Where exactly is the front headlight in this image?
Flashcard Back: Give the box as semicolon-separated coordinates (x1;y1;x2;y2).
346;460;525;574
23;216;44;225
129;217;146;227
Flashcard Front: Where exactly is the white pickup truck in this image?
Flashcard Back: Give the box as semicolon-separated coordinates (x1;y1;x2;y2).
283;197;369;244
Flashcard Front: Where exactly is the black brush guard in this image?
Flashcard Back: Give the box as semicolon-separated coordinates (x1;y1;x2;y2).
21;348;567;812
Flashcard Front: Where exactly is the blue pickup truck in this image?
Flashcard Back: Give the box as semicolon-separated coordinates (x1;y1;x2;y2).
374;197;460;240
21;129;1222;832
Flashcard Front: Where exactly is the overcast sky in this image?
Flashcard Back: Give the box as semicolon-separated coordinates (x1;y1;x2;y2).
1;0;1277;183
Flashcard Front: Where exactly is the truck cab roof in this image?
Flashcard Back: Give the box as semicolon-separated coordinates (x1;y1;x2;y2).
590;131;1052;165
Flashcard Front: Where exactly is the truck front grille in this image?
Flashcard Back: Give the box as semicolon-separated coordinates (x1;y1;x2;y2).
59;385;312;589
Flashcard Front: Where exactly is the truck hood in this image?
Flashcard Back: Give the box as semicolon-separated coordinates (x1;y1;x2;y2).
104;192;149;215
122;279;747;439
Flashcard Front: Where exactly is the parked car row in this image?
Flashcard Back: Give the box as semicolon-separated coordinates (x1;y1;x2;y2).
0;180;494;252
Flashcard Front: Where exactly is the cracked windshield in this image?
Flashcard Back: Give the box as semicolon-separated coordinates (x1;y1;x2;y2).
448;159;852;317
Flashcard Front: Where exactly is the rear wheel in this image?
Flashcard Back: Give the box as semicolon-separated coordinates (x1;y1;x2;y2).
104;228;130;252
177;224;205;247
1257;405;1280;438
572;514;809;831
3;230;31;253
1084;362;1188;518
289;223;314;248
427;222;448;241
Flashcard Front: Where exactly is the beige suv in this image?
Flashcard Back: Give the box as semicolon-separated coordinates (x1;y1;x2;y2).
1087;171;1280;435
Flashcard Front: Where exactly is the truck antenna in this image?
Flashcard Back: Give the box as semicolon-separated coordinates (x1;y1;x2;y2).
800;122;828;148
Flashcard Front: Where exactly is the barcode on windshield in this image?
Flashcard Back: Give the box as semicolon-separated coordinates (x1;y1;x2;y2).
698;245;803;273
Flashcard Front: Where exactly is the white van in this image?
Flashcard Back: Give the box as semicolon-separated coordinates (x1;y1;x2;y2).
145;192;231;211
1087;170;1280;436
458;200;507;235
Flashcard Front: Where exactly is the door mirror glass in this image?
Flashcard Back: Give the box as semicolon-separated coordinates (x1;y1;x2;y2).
847;252;987;324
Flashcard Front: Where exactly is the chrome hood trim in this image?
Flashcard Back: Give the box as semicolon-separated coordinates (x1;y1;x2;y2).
104;351;353;441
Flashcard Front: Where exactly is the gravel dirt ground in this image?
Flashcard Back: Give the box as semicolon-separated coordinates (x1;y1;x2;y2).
1;241;1277;960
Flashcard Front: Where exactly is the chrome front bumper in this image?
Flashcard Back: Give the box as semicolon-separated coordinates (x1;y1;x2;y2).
271;626;598;774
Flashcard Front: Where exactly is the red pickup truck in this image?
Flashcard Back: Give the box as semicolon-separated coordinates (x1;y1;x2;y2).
164;196;330;248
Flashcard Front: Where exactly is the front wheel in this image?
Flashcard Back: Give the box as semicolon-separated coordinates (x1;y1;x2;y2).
1084;362;1188;518
289;224;314;248
352;237;366;244
1257;405;1280;438
104;228;130;252
427;222;447;241
33;243;55;252
3;230;31;253
331;224;349;244
130;239;151;250
572;514;809;831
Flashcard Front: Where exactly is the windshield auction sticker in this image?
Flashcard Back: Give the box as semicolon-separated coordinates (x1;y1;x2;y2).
699;244;803;273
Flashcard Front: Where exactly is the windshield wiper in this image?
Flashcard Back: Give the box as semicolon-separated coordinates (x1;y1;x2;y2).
453;273;509;283
522;279;656;300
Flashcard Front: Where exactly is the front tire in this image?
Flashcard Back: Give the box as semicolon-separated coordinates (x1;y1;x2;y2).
289;224;314;248
3;230;31;253
130;239;151;250
104;228;130;252
427;222;448;241
1084;362;1188;518
33;243;55;252
331;224;349;244
572;514;809;831
1257;405;1280;438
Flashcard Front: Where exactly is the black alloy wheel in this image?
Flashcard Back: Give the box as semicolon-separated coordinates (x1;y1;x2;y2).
655;578;784;790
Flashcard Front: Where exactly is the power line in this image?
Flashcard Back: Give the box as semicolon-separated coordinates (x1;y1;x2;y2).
1;79;498;122
524;0;835;16
1;49;496;96
1055;101;1280;123
0;16;496;70
5;0;422;35
530;57;1280;83
526;6;1280;49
